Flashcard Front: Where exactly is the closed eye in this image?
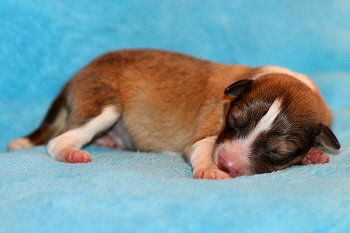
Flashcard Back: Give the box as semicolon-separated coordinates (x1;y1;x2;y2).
267;151;296;166
228;115;243;130
268;151;285;160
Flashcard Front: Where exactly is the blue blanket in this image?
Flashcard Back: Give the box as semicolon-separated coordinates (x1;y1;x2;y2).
1;1;350;232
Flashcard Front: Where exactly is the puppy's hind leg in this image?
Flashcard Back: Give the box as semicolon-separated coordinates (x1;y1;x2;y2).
8;87;68;151
47;75;121;163
48;105;120;163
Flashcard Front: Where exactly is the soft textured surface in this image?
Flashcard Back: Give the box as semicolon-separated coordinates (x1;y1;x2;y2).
1;1;350;233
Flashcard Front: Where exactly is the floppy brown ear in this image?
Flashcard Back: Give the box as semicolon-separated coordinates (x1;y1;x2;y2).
224;79;252;97
314;124;340;150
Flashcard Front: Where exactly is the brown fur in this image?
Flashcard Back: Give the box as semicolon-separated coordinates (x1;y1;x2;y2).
9;49;334;176
64;49;252;155
27;50;330;151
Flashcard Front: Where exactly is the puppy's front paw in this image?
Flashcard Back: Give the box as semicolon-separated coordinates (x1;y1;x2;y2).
301;147;329;165
194;168;231;180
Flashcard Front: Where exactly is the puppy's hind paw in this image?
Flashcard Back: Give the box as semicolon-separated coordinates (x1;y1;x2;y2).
7;138;33;151
301;147;330;165
64;150;93;163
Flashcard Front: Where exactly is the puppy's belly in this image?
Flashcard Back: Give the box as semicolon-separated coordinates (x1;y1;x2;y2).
123;120;192;153
107;119;134;150
94;119;134;150
100;118;191;153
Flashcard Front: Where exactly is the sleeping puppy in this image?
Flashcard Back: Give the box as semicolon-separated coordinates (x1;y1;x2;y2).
8;49;340;179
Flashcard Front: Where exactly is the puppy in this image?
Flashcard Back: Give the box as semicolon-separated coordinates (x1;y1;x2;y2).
8;49;340;179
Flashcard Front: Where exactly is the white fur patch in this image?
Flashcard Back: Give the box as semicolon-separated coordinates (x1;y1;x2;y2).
48;105;119;160
190;136;217;173
253;66;317;92
229;98;281;155
245;98;282;144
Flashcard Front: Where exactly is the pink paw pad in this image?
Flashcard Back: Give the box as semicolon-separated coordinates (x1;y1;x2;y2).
301;147;329;165
64;150;93;163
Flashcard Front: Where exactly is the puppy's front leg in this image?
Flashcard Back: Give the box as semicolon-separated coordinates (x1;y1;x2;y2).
187;136;231;180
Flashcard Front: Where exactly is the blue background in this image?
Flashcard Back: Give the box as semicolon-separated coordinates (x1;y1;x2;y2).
1;0;350;102
1;1;350;232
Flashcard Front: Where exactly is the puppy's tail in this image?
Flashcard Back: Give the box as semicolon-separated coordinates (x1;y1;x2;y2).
7;86;68;151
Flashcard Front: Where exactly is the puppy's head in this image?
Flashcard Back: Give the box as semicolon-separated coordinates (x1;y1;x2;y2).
213;74;340;177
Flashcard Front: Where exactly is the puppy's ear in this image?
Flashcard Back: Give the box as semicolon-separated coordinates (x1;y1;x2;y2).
314;124;340;150
224;79;252;97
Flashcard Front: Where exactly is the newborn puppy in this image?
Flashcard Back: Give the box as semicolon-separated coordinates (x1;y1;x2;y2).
8;49;340;179
214;67;340;177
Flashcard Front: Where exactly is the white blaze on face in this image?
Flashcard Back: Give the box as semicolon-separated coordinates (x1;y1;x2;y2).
214;99;283;176
244;98;282;144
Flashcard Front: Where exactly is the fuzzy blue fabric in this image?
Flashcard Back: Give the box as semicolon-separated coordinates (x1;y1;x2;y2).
1;1;350;232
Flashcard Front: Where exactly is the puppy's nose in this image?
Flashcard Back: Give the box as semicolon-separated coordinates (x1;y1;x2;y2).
214;140;252;177
217;155;243;178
